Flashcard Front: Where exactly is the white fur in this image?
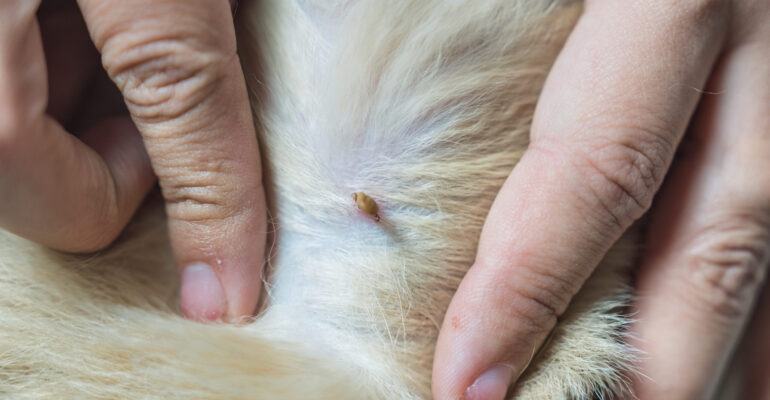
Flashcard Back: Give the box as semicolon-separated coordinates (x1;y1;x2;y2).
0;1;639;398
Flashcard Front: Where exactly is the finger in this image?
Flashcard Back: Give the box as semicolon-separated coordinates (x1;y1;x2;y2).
432;1;729;398
0;1;154;252
76;0;267;321
629;37;770;399
742;282;770;399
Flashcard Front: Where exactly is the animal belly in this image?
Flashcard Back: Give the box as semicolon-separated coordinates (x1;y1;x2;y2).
0;1;640;399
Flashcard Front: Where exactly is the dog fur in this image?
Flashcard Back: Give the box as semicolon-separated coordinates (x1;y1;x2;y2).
0;1;640;398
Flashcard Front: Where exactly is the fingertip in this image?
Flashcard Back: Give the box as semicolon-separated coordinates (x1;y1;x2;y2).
166;182;266;324
465;364;515;400
217;257;262;322
432;262;557;400
179;256;262;323
433;327;520;400
180;262;227;322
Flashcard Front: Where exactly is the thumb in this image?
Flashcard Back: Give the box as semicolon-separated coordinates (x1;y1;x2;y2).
78;0;267;322
432;1;727;398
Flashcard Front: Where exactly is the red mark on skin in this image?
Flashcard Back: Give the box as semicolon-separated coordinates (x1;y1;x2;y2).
451;316;463;330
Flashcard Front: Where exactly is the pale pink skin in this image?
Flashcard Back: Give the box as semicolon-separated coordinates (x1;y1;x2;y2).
0;1;769;399
0;0;266;323
431;1;770;399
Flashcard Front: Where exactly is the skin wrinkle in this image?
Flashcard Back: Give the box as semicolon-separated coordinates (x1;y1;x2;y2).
626;5;770;394
525;139;640;237
680;217;770;318
475;252;584;320
107;38;215;87
0;0;766;399
433;0;761;399
119;63;222;123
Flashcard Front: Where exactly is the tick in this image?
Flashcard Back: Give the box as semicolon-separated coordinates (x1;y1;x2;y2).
352;192;380;222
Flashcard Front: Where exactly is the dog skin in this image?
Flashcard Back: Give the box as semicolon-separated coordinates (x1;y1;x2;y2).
8;0;759;398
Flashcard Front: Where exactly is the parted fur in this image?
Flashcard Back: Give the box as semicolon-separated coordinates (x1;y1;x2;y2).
0;1;638;399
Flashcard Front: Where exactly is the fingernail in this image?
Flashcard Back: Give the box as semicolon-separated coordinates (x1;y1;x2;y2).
465;364;514;400
180;262;227;322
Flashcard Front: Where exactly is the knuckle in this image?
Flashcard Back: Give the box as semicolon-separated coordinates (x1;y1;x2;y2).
101;35;235;123
475;258;575;332
503;280;564;333
572;130;671;229
145;129;254;226
682;214;770;319
159;165;242;224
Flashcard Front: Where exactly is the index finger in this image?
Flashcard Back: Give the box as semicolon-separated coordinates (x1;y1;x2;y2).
432;1;729;398
77;0;267;322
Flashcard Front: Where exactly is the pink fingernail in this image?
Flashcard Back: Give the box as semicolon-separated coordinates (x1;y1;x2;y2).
465;365;514;400
180;262;227;322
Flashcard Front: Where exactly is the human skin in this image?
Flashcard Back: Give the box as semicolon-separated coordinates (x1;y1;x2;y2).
431;1;770;399
0;0;265;323
1;1;768;399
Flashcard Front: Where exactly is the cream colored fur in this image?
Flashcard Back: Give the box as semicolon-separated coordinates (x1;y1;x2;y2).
0;1;639;398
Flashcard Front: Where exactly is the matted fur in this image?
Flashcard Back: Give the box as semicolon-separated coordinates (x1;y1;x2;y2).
0;1;638;399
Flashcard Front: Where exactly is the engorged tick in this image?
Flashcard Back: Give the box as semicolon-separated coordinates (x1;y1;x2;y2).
352;192;380;222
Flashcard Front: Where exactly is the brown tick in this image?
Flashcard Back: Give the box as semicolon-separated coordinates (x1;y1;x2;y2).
352;192;380;222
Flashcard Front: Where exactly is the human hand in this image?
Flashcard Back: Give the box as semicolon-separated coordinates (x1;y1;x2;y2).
431;1;769;399
0;0;266;322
